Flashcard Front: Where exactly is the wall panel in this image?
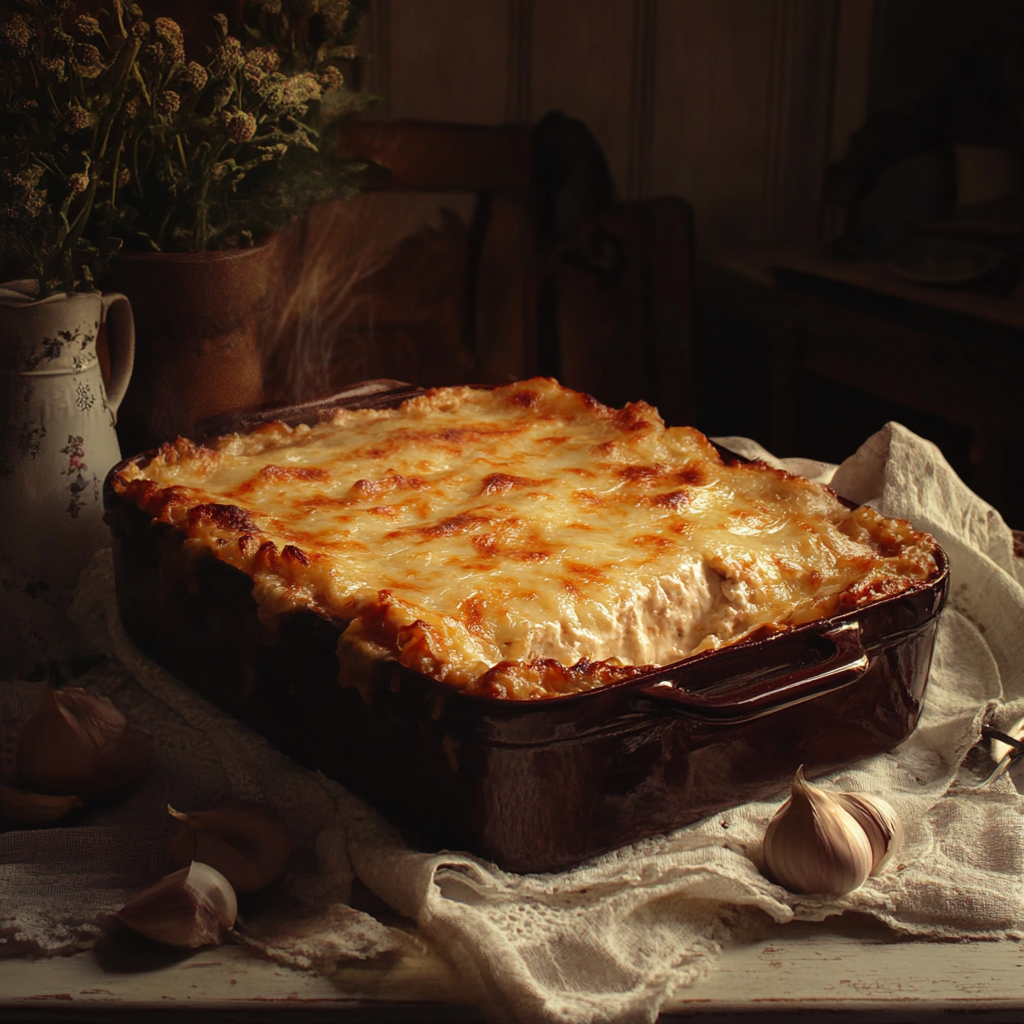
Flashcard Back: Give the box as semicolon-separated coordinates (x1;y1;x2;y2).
529;0;637;195
388;0;511;124
365;0;856;246
650;0;778;244
830;0;874;161
765;0;840;241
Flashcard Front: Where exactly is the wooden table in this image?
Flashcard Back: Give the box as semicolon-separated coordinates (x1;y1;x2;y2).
3;914;1024;1022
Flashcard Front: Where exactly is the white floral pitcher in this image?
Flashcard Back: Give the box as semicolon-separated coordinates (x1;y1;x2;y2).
0;280;134;591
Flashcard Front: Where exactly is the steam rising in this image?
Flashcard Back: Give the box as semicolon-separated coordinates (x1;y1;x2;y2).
261;192;476;402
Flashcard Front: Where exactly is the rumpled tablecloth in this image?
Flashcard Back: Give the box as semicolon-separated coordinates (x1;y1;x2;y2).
3;421;1024;1024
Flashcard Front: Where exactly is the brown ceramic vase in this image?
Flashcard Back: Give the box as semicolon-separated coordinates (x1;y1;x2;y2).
110;236;277;456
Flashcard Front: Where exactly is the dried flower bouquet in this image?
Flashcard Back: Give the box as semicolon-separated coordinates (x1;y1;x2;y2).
0;0;375;294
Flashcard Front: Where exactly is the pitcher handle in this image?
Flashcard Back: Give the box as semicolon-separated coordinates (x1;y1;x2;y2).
100;292;135;419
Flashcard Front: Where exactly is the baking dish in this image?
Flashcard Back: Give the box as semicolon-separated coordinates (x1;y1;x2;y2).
105;382;949;873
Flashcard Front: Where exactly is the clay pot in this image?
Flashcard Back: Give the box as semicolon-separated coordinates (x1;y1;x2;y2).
110;236;277;455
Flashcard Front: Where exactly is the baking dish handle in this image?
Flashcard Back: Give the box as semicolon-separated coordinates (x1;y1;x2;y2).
635;621;868;723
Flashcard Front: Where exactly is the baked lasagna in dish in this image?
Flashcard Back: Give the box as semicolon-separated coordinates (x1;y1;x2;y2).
111;378;940;700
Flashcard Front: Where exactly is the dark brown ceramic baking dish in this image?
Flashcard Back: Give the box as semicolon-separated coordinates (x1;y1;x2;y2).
105;381;949;874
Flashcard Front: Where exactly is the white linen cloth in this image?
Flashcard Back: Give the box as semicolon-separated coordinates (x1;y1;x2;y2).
2;422;1024;1024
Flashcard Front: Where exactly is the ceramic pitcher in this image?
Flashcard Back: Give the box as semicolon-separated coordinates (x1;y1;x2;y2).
0;281;135;590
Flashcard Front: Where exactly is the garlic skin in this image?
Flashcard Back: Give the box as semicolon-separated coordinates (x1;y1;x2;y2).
166;801;292;895
833;791;903;874
117;862;238;948
16;687;151;798
762;767;874;895
0;784;83;825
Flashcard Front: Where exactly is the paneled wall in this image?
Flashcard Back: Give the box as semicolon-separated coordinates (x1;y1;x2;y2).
358;0;874;248
262;0;878;406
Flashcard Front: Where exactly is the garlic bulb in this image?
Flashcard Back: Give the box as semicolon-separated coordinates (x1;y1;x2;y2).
16;687;151;798
0;784;82;825
166;801;292;894
833;791;903;874
117;862;238;948
763;767;890;895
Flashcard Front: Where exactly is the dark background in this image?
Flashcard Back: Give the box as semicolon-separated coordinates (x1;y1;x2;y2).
346;0;1024;525
16;0;1024;521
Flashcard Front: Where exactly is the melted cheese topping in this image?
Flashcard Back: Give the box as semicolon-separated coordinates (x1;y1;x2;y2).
113;378;939;699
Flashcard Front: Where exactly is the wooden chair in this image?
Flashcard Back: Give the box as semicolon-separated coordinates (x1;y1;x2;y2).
261;119;535;401
261;116;696;426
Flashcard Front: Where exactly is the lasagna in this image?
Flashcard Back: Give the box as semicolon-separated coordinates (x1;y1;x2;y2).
111;378;940;700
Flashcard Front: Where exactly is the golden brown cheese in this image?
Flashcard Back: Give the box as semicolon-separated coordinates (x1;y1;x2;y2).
112;378;939;699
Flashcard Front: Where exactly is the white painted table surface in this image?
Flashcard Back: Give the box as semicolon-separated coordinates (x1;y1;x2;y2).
2;914;1024;1022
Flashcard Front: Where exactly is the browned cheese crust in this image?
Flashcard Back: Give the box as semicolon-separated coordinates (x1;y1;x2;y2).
112;378;940;699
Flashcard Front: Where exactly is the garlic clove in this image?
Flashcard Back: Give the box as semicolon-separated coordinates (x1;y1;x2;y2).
117;862;238;948
762;766;874;896
833;791;903;874
166;801;292;895
16;687;151;798
0;784;83;825
16;688;100;793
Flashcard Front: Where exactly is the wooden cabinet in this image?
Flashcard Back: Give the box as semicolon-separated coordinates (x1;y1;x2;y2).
699;244;1024;527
